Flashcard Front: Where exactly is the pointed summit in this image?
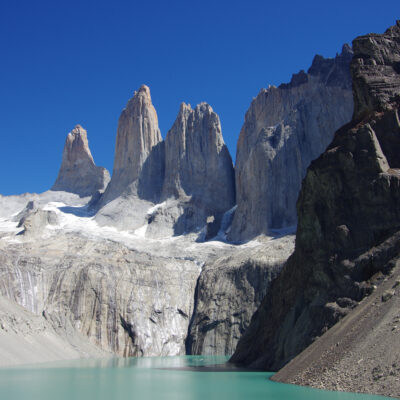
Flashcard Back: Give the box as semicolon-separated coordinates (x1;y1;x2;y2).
158;101;235;235
52;125;110;197
100;84;164;203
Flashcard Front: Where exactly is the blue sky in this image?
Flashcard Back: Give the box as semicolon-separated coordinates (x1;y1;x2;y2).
0;0;398;195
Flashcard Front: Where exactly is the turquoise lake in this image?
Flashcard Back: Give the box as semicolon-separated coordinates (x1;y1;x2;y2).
0;356;391;400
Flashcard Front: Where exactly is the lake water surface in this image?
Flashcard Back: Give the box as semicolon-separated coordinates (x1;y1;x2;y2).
0;356;391;400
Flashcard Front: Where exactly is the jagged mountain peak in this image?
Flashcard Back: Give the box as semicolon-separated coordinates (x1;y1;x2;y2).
229;44;354;242
51;125;110;197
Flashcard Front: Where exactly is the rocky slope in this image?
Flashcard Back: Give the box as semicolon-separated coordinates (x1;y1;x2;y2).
52;125;110;197
231;21;400;391
229;45;354;242
271;260;400;398
0;295;107;366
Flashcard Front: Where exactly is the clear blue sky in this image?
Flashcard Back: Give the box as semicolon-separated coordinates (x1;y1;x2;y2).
0;0;398;195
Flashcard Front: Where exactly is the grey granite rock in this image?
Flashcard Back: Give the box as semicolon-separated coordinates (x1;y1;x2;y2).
101;85;164;205
0;188;293;360
0;233;200;357
0;295;107;366
95;85;165;231
52;125;110;197
147;103;235;237
20;209;58;236
187;235;294;355
229;46;354;242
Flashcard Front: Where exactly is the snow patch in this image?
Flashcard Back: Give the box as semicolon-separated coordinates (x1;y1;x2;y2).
134;224;148;238
147;201;166;215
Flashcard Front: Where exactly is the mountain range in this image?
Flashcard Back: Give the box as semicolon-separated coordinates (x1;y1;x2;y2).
1;20;400;399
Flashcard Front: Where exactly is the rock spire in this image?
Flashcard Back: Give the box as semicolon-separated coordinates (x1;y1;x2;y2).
52;125;110;197
162;102;235;217
100;85;164;204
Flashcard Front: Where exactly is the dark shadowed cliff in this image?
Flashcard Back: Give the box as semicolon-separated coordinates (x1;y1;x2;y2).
231;22;400;390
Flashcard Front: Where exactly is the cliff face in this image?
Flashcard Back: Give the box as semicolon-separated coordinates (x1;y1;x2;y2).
100;85;164;204
0;231;200;357
0;190;285;359
186;235;294;356
149;102;235;236
162;103;235;214
52;125;110;197
231;21;400;371
228;46;354;242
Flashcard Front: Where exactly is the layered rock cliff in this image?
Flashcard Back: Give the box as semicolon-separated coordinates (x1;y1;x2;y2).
229;46;354;242
231;21;400;378
52;125;110;197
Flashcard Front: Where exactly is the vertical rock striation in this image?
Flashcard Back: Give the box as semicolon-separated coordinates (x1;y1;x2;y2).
95;85;165;230
162;103;235;211
229;46;354;242
187;235;294;356
146;102;235;237
0;235;200;357
231;21;400;370
52;125;110;197
101;85;164;203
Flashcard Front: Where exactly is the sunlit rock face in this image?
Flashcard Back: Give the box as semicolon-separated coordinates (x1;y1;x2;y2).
146;102;235;237
94;85;165;231
52;125;110;197
229;45;354;242
0;228;200;357
101;85;164;204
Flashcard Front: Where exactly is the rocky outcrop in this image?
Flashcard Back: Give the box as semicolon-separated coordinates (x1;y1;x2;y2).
101;85;164;204
229;45;354;242
231;21;400;371
12;200;38;226
20;209;58;236
187;235;294;355
52;125;110;197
